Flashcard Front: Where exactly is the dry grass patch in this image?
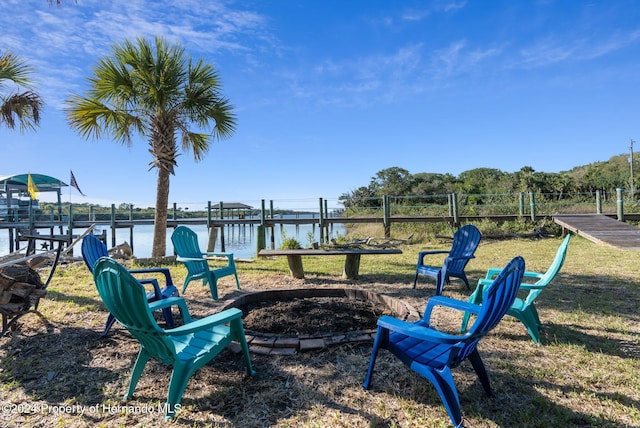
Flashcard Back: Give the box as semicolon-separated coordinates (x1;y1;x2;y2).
0;235;639;427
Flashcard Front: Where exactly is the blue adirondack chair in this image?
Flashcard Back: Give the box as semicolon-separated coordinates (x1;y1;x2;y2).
414;224;482;294
364;256;525;428
171;225;240;300
461;234;571;344
91;257;255;420
81;234;179;336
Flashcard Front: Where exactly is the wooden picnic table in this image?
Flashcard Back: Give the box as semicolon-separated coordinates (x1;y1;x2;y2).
258;248;402;280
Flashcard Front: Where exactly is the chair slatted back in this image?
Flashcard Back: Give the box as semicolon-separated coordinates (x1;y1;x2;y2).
93;257;176;363
171;226;209;276
448;224;482;274
81;234;108;271
456;256;525;362
526;234;571;305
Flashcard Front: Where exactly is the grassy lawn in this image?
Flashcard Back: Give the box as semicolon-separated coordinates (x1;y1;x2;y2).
0;234;639;427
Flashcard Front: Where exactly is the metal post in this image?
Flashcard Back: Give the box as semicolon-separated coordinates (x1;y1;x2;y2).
596;190;602;214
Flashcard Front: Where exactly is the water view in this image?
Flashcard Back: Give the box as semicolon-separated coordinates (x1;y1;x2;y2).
0;218;345;260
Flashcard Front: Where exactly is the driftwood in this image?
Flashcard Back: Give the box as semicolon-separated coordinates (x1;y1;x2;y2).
109;242;133;259
328;234;413;250
436;227;553;241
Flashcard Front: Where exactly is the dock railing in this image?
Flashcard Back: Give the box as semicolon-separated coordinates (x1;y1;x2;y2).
2;189;639;254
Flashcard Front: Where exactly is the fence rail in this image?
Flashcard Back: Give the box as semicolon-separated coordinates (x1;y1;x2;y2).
2;190;639;254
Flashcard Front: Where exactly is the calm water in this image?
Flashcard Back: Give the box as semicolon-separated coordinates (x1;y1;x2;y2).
0;218;345;260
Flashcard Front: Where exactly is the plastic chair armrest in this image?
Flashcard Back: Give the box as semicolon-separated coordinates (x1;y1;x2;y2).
377;315;465;344
176;256;207;263
165;308;243;335
148;297;192;323
138;278;162;300
518;282;546;290
485;269;542;281
204;252;234;263
423;295;481;321
522;271;544;280
129;267;174;287
484;267;503;280
445;255;475;263
417;250;449;264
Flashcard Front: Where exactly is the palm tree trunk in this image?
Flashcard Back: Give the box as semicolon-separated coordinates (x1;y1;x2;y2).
152;168;171;258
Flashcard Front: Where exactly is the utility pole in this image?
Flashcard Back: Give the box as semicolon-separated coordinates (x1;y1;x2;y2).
630;139;635;200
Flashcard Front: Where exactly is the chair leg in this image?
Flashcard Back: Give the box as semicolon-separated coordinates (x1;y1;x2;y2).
467;348;493;397
362;326;385;389
420;365;463;428
461;274;471;290
413;272;419;289
231;318;256;376
509;309;541;344
460;288;483;332
233;271;241;290
181;280;190;294
162;307;175;329
208;277;219;300
435;271;445;296
165;363;191;420
124;349;152;400
102;314;117;336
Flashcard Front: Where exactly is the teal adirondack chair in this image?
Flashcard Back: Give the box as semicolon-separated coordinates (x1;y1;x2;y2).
414;224;482;294
364;256;525;427
81;234;180;336
461;234;571;344
92;257;255;420
171;226;240;300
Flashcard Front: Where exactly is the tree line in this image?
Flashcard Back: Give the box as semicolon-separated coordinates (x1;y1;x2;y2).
339;155;635;208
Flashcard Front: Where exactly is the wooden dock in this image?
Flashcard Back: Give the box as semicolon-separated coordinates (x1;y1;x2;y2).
553;214;640;250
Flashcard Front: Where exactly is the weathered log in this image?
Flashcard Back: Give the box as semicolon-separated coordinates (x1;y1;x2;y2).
343;254;361;280
286;255;305;279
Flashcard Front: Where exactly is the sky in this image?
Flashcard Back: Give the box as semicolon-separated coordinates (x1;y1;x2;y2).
1;0;639;211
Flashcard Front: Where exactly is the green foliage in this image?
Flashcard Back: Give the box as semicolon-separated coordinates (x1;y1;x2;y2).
280;237;302;250
340;153;638;209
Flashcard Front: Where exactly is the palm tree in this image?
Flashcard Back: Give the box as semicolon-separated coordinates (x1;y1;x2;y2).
65;36;237;257
0;50;43;132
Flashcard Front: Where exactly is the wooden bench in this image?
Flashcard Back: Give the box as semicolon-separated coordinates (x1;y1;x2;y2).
258;248;402;280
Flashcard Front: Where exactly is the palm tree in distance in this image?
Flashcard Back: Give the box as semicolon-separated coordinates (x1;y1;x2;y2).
0;50;43;132
65;36;237;257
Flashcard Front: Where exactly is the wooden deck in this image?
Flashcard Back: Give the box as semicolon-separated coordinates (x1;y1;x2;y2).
553;214;640;250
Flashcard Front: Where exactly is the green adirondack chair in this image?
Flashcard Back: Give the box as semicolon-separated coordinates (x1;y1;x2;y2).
171;225;240;300
92;257;255;420
461;234;571;344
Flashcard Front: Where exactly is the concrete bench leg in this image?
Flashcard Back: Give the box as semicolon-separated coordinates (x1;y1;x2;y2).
286;255;305;279
343;254;361;280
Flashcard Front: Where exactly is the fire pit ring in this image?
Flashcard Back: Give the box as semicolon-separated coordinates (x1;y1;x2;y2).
219;288;420;355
